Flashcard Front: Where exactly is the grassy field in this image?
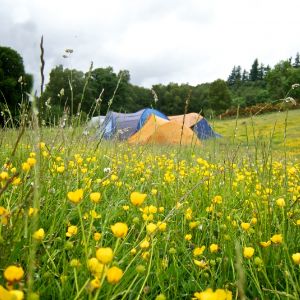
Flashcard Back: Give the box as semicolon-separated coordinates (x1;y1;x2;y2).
212;109;300;158
0;110;300;300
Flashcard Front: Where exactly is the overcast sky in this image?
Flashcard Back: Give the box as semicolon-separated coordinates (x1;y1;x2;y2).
1;0;300;93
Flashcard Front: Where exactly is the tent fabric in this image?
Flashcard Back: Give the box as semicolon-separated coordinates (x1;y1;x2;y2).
128;115;169;144
137;108;169;130
193;118;222;140
147;120;201;145
100;108;169;140
128;115;200;145
169;113;203;128
169;113;221;140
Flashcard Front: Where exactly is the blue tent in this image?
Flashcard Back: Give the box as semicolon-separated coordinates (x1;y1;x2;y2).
100;108;169;140
193;118;222;140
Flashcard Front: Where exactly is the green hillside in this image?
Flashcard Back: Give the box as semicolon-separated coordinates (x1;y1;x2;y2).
211;109;300;158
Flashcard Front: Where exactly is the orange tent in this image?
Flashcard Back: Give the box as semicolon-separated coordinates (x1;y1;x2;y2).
128;114;200;145
168;113;203;128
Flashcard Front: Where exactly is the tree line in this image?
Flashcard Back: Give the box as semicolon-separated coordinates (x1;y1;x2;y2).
1;45;300;125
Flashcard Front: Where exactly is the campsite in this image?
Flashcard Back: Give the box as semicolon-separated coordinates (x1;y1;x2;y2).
1;1;300;299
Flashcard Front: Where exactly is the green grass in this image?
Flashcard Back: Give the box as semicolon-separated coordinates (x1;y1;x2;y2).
212;109;300;158
0;110;300;300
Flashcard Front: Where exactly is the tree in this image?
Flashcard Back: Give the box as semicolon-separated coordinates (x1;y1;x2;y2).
249;59;259;81
209;79;232;114
41;65;86;121
86;67;134;114
293;52;300;68
0;46;33;122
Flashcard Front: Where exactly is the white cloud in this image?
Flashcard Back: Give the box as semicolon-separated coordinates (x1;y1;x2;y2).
1;0;300;93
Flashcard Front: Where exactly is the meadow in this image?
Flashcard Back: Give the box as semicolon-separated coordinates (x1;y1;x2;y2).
0;109;300;300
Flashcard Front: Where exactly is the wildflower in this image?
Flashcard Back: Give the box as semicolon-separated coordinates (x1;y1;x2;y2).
251;217;257;225
111;174;118;181
148;205;157;214
136;264;146;273
90;210;101;219
140;239;150;249
12;177;21;185
56;166;65;173
111;222;128;238
151;188;158;196
130;192;147;206
292;253;300;265
70;259;81;267
96;247;113;264
270;234;283;244
90;192;101;203
0;171;9;180
260;241;271;248
22;162;31;172
94;232;102;241
66;225;78;237
87;258;104;277
193;246;206;256
209;244;219;253
67;189;83;204
27;157;36;166
212;195;222;204
106;266;123;284
241;222;251;231
155;294;166;300
194;259;208;269
276;198;285;208
130;248;137;255
146;223;157;235
4;265;24;282
189;221;200;229
157;222;167;231
254;257;263;267
122;205;129;211
33;228;45;241
243;247;255;259
142;251;150;260
90;277;101;289
185;234;192;241
194;288;232;300
159;206;164;212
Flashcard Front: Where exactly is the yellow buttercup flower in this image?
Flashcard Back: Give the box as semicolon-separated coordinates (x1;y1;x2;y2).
66;225;78;237
185;234;192;241
22;162;31;172
67;189;84;204
276;198;285;207
33;228;45;241
270;234;283;244
146;223;157;235
209;244;219;253
4;265;24;282
243;247;255;259
193;259;208;269
94;232;102;241
87;258;105;278
106;266;123;284
292;253;300;265
194;288;232;300
212;195;222;204
140;239;150;249
96;247;113;264
260;240;271;248
90;192;101;203
27;157;36;166
111;222;128;238
241;222;251;231
193;246;206;256
130;192;147;206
